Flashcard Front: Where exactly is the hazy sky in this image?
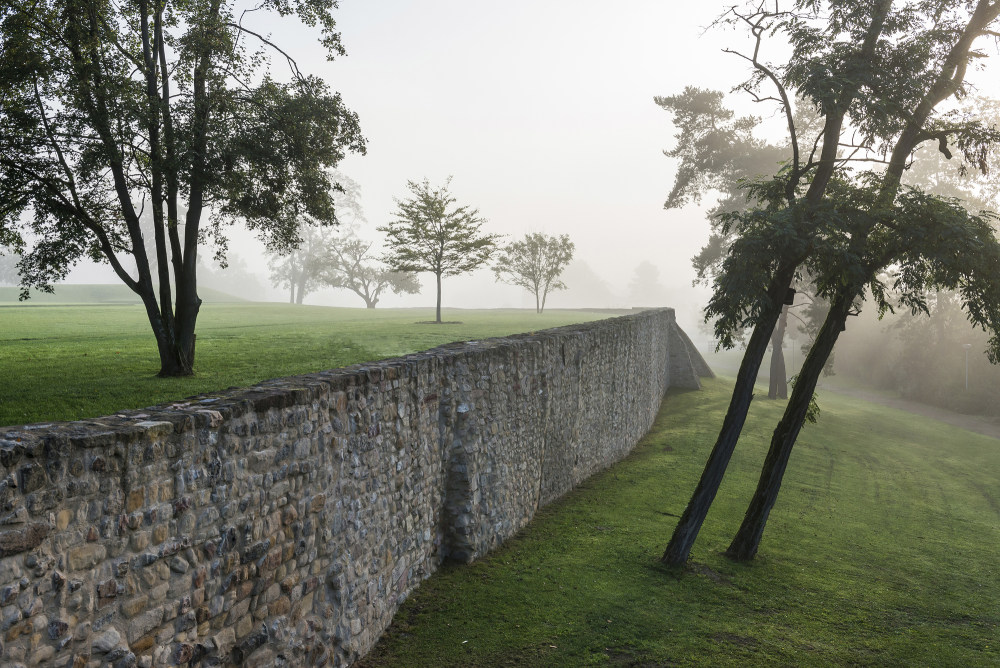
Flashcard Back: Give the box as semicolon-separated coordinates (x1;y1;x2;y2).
63;1;1000;338
266;0;746;333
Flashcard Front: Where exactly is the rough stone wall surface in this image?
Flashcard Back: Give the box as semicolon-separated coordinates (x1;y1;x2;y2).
0;308;706;667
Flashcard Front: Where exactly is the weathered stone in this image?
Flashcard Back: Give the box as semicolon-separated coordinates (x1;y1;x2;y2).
213;627;236;655
119;596;148;619
126;607;163;644
92;627;121;653
168;556;189;574
0;523;49;557
131;634;154;653
47;618;69;639
67;544;106;571
30;644;55;664
125;489;144;514
56;509;74;531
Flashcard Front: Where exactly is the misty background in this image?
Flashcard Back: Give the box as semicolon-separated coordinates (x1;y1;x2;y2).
8;0;1000;404
37;2;756;340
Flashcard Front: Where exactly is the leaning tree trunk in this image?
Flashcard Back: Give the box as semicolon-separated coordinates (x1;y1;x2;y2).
768;305;789;399
725;293;852;561
661;265;796;566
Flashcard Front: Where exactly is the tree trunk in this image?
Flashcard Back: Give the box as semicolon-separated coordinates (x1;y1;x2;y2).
165;257;200;377
724;293;852;561
661;265;795;566
768;305;789;399
295;276;305;304
289;280;295;304
435;272;442;323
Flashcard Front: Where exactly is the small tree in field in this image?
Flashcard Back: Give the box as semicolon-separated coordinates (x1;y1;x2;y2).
266;173;365;304
379;179;502;323
320;235;420;308
493;233;574;313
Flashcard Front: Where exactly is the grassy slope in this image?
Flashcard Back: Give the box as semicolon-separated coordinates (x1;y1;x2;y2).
360;378;1000;667
0;302;606;425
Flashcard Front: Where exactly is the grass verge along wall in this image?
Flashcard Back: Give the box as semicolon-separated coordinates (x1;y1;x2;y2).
0;308;708;667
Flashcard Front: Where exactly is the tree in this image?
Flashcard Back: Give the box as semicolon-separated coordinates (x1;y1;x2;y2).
493;233;574;313
268;224;335;304
627;260;670;307
0;1;365;375
662;0;1000;565
320;235;420;308
379;179;502;323
198;254;266;302
658;87;823;400
265;172;365;304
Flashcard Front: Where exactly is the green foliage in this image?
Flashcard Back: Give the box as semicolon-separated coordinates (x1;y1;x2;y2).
0;301;606;425
655;87;782;210
493;233;574;313
380;179;502;278
660;0;1000;565
788;374;821;424
361;378;1000;666
379;178;503;321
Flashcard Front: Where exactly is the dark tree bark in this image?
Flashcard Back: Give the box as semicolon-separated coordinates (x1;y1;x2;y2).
661;264;795;565
768;305;789;399
725;294;852;560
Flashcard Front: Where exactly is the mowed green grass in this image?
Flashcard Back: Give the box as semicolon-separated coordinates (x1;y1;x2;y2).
0;300;607;425
360;378;1000;667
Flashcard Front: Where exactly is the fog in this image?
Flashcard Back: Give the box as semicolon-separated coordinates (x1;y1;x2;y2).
59;1;1000;346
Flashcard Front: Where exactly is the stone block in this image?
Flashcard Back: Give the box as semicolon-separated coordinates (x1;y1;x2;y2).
0;523;49;557
125;489;145;514
67;544;106;571
126;607;163;644
120;595;148;619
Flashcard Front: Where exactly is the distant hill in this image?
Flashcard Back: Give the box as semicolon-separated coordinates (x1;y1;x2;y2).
0;284;246;304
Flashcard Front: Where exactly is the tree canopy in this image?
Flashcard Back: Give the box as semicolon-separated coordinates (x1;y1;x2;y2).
379;179;502;323
0;0;365;374
493;233;574;313
320;235;420;308
662;0;1000;566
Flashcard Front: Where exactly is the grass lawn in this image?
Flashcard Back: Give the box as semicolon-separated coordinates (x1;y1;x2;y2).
0;298;607;425
360;377;1000;667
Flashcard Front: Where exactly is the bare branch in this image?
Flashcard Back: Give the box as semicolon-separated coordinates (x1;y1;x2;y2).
227;21;305;83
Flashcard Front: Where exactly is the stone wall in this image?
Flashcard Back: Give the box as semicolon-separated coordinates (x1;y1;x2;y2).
0;308;709;667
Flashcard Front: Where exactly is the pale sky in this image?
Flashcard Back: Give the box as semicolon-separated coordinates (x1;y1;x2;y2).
63;1;1000;339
